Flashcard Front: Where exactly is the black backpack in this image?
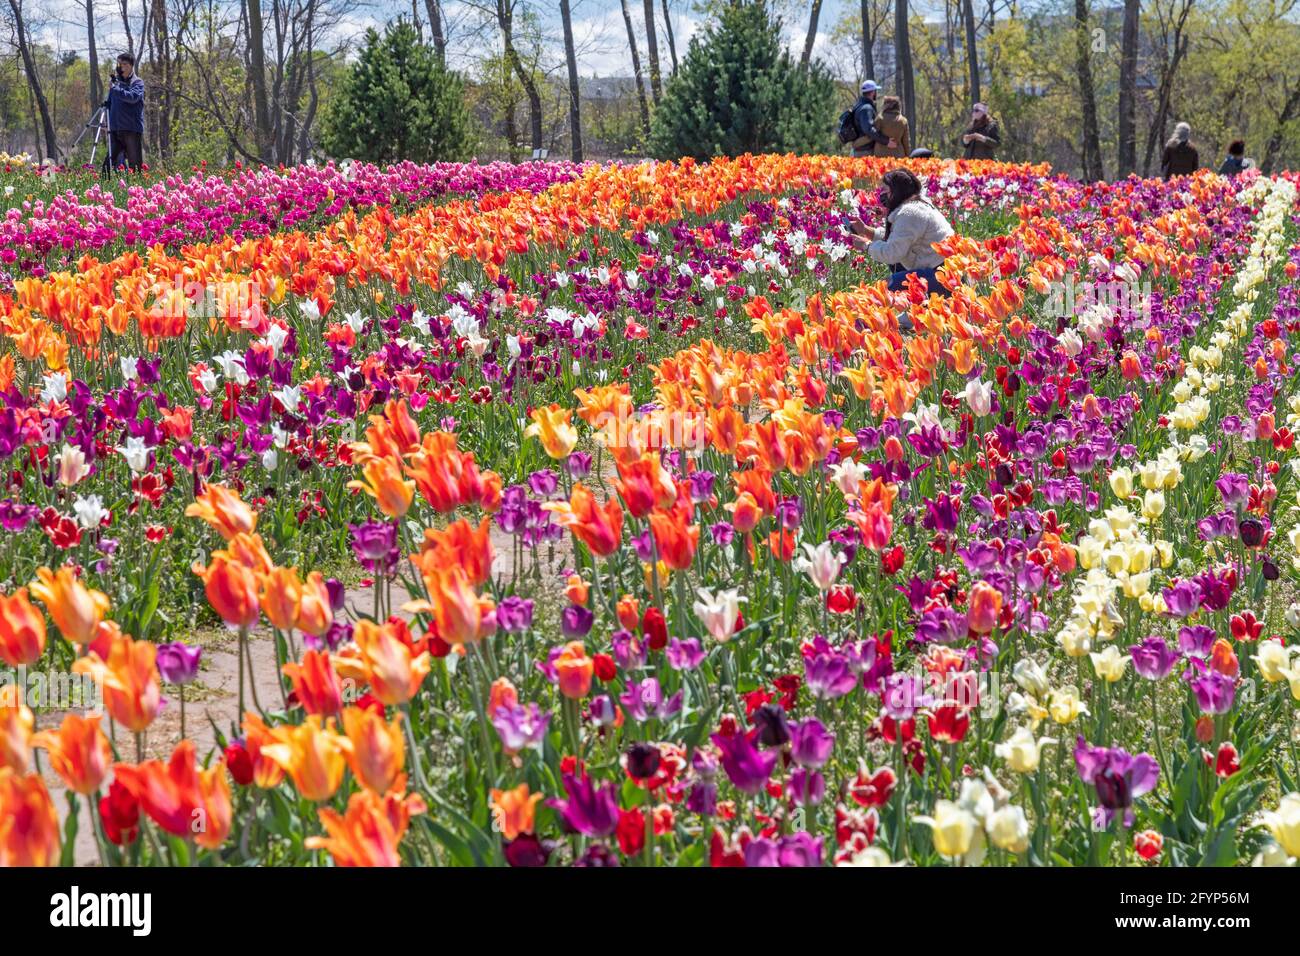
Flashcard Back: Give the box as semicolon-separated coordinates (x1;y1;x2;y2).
837;106;861;145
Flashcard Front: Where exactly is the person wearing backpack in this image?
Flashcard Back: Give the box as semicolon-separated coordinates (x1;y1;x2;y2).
840;80;895;158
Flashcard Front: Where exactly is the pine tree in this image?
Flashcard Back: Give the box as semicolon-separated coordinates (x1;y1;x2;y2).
321;19;475;164
647;0;837;160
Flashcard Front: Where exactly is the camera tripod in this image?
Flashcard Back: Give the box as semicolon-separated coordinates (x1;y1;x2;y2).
64;105;112;175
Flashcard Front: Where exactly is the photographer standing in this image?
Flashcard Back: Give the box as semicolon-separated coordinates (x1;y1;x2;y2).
102;53;144;171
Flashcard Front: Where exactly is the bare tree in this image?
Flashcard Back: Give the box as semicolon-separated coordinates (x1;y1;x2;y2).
619;0;650;137
1073;0;1103;180
1115;0;1139;176
895;0;915;129
245;0;274;158
425;0;445;65
6;0;59;159
496;0;543;151
643;0;662;102
962;0;979;103
1140;0;1193;176
661;0;677;72
802;0;823;68
860;0;889;80
84;0;102;113
560;0;582;160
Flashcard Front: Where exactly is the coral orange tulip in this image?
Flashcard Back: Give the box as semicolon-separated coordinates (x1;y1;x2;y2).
337;620;432;707
282;649;344;716
72;632;162;734
31;714;111;795
340;706;405;795
544;484;625;558
260;715;348;802
0;698;33;774
524;404;578;459
555;641;594;699
348;456;415;519
490;783;542;840
195;552;261;629
304;782;426;867
407;566;497;648
0;769;60;866
29;566;110;646
185;482;257;540
0;588;44;668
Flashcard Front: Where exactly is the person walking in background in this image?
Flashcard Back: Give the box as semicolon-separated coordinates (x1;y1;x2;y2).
103;52;145;172
874;95;911;158
1161;122;1199;180
847;80;896;158
847;168;955;327
1219;139;1249;176
959;103;1000;160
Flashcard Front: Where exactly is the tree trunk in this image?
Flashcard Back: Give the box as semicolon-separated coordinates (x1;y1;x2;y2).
962;0;979;104
860;0;875;80
7;0;60;160
1116;0;1139;176
1141;2;1193;176
86;0;102;113
895;0;916;131
1262;84;1300;174
560;0;583;161
149;0;171;164
643;0;662;102
424;0;445;66
661;0;678;72
620;0;651;138
245;0;274;161
1074;0;1104;180
498;0;542;151
119;0;135;58
802;0;824;69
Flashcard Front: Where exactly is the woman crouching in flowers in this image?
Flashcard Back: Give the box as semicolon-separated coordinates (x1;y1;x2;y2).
848;168;955;327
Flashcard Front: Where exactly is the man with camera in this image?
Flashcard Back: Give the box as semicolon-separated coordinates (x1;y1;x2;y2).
102;53;144;171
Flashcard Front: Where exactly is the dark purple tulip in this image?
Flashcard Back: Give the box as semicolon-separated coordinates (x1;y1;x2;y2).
752;704;791;747
560;604;594;638
625;742;661;779
504;834;553;867
548;773;619;837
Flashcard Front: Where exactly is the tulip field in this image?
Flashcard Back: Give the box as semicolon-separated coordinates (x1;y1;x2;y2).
4;150;1300;869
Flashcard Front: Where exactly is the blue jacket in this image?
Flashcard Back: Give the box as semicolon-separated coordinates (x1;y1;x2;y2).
103;73;144;133
851;96;890;150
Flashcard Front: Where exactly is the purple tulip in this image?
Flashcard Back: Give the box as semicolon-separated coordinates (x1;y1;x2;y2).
711;731;777;795
1129;636;1180;680
155;642;202;685
548;773;619;837
789;718;835;768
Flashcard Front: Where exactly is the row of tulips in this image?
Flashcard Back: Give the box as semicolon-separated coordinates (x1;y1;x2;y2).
0;160;585;280
3;157;1300;866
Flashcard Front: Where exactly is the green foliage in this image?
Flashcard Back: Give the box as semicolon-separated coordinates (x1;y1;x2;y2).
648;0;838;160
320;19;475;164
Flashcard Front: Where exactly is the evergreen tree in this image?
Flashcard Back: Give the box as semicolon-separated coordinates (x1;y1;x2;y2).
647;0;837;160
321;19;475;164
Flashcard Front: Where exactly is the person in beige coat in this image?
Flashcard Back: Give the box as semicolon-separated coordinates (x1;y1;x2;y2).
874;96;911;158
848;168;954;324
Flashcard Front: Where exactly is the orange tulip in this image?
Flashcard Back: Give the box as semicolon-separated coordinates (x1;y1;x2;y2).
967;581;1004;634
340;706;405;794
304;782;426;867
195;552;260;628
0;588;45;666
72;631;161;734
241;712;287;789
296;571;334;636
31;714;111;794
616;595;641;631
220;532;275;576
418;517;495;586
613;454;676;518
282;649;344;716
543;484;624;558
725;491;763;534
565;574;590;607
649;508;700;571
1210;638;1239;678
0;698;33;774
348;456;415;519
185;482;257;540
408;566;497;648
488;677;518;715
0;769;60;866
260;565;303;631
112;739;232;846
260;715;348;802
29;566;110;646
337;620;432;707
490;783;542;840
554;641;594;699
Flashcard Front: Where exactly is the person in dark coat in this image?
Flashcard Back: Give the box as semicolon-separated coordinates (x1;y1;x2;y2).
1219;139;1247;176
958;103;1000;159
1161;123;1200;180
849;80;897;158
103;52;145;172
